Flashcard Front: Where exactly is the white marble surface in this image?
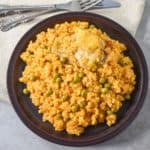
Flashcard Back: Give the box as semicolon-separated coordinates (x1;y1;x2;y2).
0;0;150;149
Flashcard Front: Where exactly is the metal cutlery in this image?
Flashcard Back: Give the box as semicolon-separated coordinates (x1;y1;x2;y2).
0;0;102;17
0;0;102;32
0;0;120;16
0;0;121;32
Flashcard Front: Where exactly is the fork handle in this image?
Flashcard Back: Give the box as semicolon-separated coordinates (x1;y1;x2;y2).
1;8;57;32
0;5;55;17
0;8;46;17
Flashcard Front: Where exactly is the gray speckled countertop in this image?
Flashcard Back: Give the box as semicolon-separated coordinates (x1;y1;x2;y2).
0;1;150;150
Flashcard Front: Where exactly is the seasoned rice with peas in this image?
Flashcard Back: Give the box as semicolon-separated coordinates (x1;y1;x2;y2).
19;21;136;136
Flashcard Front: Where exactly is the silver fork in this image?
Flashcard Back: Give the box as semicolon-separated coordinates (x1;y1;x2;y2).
0;0;102;16
0;0;101;32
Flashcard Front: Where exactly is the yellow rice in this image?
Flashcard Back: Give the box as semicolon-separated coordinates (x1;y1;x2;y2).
19;21;136;136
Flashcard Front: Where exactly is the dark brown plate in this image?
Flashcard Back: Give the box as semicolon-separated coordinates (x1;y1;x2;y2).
7;12;148;146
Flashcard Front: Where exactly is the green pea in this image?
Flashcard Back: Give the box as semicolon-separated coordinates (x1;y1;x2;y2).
101;88;108;94
99;78;106;84
107;110;113;115
62;94;69;101
80;89;88;97
71;105;79;113
46;88;53;97
60;57;68;64
125;94;131;100
53;73;62;83
118;58;126;66
53;73;60;80
56;113;62;120
90;24;96;28
56;77;62;84
104;83;111;89
80;101;87;108
42;45;48;49
30;76;36;81
73;74;81;83
79;72;85;79
23;88;30;95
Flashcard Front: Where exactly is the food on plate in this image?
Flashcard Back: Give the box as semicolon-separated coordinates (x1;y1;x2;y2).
19;21;136;136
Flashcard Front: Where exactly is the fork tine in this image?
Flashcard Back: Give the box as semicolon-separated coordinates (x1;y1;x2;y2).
81;0;102;11
79;0;91;5
81;0;98;7
80;0;102;10
80;0;97;7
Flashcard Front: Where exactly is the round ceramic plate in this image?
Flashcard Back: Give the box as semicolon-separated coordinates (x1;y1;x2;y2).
7;12;148;146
